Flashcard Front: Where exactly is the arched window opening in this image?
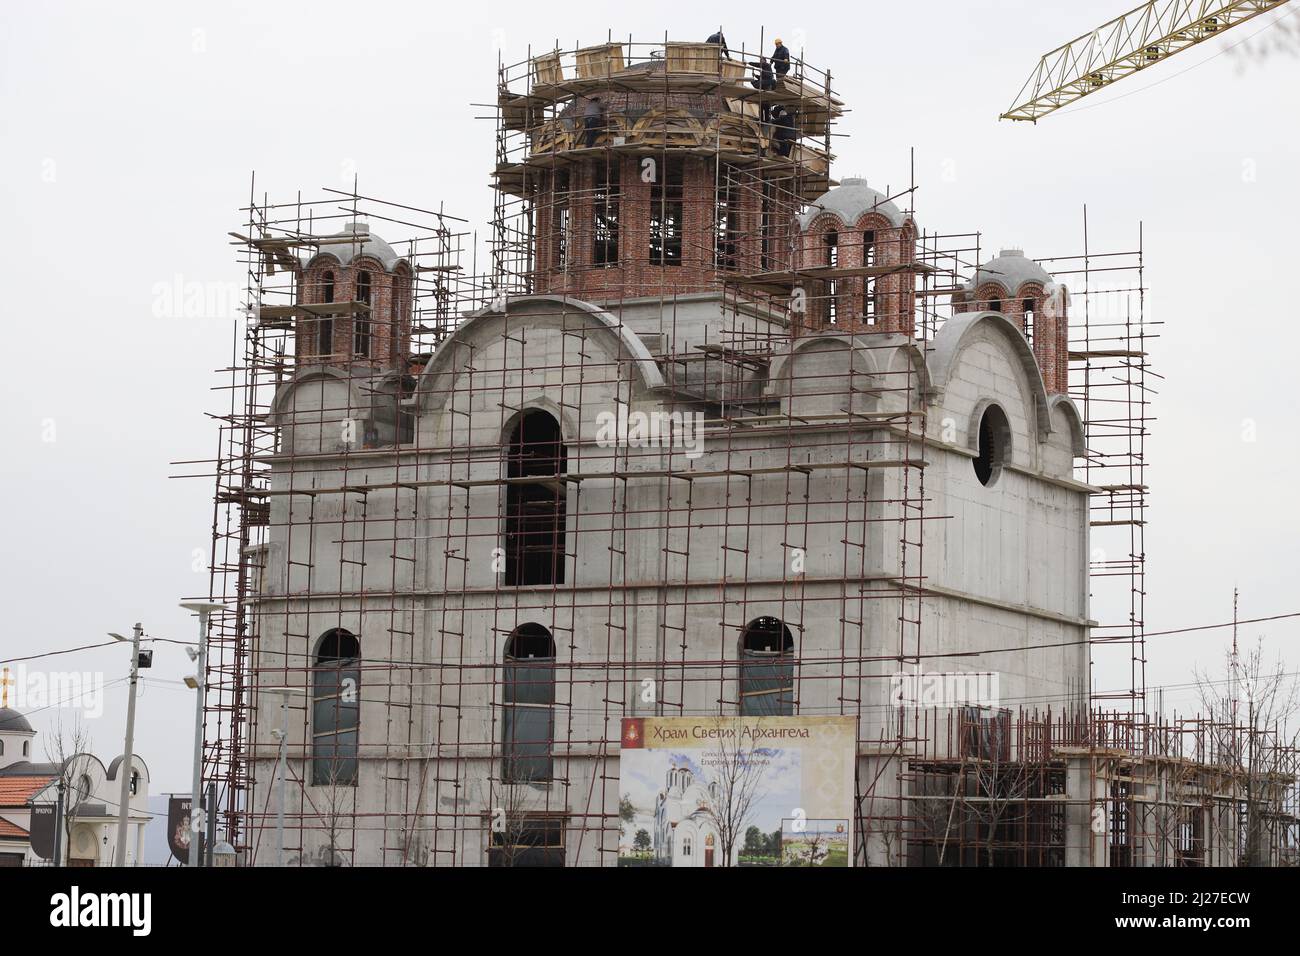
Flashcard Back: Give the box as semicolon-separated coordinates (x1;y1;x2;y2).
22;741;28;757
553;170;571;270
318;270;335;357
502;624;556;783
312;628;360;787
823;230;838;325
389;278;401;359
594;162;621;266
505;411;567;586
714;172;737;270
989;298;1002;314
973;404;1011;487
740;617;796;716
649;157;684;266
863;230;876;267
1022;298;1036;346
354;271;372;357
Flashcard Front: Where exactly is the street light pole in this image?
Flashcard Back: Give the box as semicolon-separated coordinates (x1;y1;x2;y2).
113;623;143;867
263;686;301;867
180;601;224;868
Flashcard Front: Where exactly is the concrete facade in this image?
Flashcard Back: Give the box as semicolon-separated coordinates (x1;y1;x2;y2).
245;218;1096;863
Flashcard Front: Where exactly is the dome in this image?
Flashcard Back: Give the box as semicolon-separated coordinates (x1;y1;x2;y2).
798;177;907;231
964;248;1053;295
303;221;403;272
0;707;34;734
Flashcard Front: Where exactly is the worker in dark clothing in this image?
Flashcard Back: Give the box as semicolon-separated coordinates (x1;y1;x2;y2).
706;30;729;58
773;38;791;77
583;95;606;148
750;57;776;122
771;106;797;158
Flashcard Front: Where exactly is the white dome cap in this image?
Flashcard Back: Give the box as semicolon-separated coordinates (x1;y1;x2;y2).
964;248;1054;294
798;178;908;231
302;221;404;272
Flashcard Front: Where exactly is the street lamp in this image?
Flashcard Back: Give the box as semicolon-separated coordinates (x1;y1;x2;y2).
109;624;145;866
263;687;302;868
179;601;224;868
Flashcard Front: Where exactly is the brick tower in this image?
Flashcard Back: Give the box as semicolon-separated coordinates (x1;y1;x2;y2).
294;222;413;370
953;248;1069;394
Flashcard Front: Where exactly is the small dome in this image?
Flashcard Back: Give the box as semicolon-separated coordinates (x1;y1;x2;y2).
303;222;403;272
965;248;1053;295
799;177;907;231
0;707;34;734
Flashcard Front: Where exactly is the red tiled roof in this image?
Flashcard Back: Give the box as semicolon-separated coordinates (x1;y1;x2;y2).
0;817;29;838
0;775;55;807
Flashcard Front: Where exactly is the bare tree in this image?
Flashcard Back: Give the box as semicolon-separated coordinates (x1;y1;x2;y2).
313;758;354;867
484;778;558;867
956;711;1031;866
1196;638;1300;866
700;718;770;868
44;714;93;864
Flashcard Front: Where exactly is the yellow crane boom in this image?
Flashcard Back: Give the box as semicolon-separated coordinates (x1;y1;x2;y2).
1001;0;1291;121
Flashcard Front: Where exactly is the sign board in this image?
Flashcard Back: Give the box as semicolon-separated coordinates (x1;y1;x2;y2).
617;715;856;867
29;803;57;860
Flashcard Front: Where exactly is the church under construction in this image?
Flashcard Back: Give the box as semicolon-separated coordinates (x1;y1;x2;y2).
194;33;1298;866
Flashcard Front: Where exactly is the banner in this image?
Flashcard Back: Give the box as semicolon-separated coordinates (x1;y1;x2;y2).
617;715;856;867
167;795;192;865
29;804;57;860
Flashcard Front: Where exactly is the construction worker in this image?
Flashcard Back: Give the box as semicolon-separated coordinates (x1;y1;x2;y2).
583;95;606;148
773;37;791;77
771;106;797;158
706;29;729;58
751;57;776;123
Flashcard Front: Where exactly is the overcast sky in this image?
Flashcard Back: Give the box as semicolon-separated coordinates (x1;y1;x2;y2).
2;1;1297;793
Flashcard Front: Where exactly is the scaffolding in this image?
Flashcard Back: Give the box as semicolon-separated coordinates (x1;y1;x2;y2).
185;32;1296;866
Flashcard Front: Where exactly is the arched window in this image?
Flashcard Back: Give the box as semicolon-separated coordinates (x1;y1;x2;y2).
22;741;28;757
318;270;336;357
354;271;372;358
989;298;1002;314
129;770;140;796
502;623;555;783
389;278;401;359
739;617;796;716
973;403;1011;487
823;230;838;325
312;628;360;786
595;162;621;266
1022;298;1036;346
0;741;4;756
505;410;567;586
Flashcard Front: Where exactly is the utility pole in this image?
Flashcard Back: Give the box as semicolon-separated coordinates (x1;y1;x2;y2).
180;601;224;867
113;623;143;866
53;780;65;866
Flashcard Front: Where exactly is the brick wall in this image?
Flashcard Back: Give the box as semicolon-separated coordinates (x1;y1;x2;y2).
533;154;801;300
295;258;412;371
795;211;917;337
